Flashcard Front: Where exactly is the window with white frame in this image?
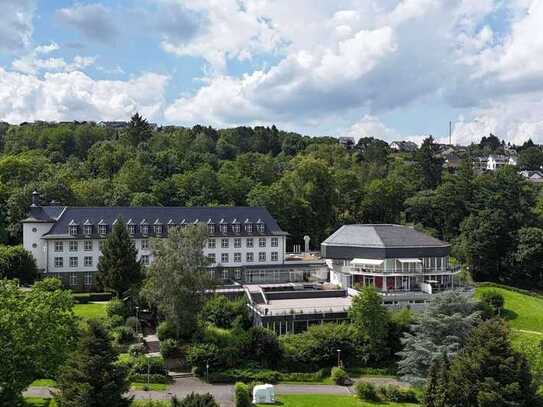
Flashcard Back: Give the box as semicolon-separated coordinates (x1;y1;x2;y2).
69;241;78;252
220;224;228;233
259;238;266;247
233;224;241;233
84;240;93;251
234;268;241;280
234;238;241;248
258;252;266;262
256;223;264;232
271;237;278;247
141;240;149;250
54;257;63;268
221;253;229;263
70;274;78;286
98;224;107;235
69;257;78;268
69;225;78;236
155;225;163;235
54;241;64;252
141;225;149;236
246;252;254;262
271;252;279;261
246;238;253;248
84;273;92;287
222;269;228;280
84;225;93;236
207;224;215;234
128;225;136;235
84;256;93;267
246;223;253;233
234;252;242;263
141;255;150;265
208;239;216;249
208;253;216;263
221;238;229;248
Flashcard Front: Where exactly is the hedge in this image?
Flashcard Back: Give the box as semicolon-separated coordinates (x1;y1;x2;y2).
234;382;251;407
207;368;330;384
128;374;173;384
73;292;113;303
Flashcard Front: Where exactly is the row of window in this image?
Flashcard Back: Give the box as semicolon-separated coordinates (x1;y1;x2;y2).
69;222;266;237
208;251;279;264
208;237;278;249
54;254;150;268
54;239;150;252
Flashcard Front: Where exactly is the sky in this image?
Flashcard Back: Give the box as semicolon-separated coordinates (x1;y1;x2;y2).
1;0;543;145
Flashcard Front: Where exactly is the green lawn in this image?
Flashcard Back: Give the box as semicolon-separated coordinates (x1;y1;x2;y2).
24;397;57;406
73;302;108;320
476;285;543;334
131;382;170;391
30;379;57;388
258;395;418;407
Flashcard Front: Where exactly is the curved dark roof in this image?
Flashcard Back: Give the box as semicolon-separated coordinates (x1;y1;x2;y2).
322;224;449;248
42;206;286;237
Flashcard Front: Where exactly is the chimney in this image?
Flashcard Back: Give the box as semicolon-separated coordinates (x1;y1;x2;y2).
31;191;40;207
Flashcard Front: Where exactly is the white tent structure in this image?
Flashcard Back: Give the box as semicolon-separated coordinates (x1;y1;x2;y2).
252;383;275;404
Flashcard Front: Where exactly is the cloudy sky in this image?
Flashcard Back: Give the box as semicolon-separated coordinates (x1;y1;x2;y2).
1;0;543;144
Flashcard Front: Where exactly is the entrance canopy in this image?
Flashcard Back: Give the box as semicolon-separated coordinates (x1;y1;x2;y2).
351;258;384;266
397;258;422;263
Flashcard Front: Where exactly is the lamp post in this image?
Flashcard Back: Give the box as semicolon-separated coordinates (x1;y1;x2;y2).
206;360;209;383
337;349;341;368
135;306;140;336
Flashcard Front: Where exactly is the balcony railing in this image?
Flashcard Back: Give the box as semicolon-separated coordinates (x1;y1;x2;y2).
336;265;462;275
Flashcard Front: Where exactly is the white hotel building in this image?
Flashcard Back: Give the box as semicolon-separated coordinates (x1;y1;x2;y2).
22;192;318;290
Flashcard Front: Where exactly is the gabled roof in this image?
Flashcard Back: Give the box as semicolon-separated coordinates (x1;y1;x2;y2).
322;224;449;249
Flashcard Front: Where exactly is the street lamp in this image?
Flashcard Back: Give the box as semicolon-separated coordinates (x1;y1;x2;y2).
337;349;342;367
135;306;140;336
206;360;210;383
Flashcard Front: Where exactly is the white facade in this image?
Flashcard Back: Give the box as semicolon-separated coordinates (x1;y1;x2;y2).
486;155;517;171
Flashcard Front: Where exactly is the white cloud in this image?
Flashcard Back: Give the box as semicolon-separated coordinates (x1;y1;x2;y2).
11;43;96;75
0;69;169;123
0;0;35;51
343;115;399;142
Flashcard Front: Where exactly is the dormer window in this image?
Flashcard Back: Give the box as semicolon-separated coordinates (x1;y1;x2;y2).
83;219;93;236
98;224;107;235
167;219;176;232
128;225;136;235
232;224;240;233
245;223;253;233
154;224;163;235
256;219;265;233
220;224;228;233
141;220;149;236
68;220;79;236
207;223;215;234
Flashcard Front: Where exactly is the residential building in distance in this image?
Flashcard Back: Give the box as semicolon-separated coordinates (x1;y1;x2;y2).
520;170;543;183
390;140;418;153
486;154;517;171
22;192;325;290
338;136;355;149
321;224;462;308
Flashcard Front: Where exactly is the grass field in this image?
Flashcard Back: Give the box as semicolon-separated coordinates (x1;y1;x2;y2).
24;397;57;406
73;302;108;320
257;394;418;407
131;382;170;391
30;379;57;388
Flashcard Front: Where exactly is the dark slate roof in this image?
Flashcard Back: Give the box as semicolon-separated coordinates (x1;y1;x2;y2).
42;206;286;237
321;224;449;248
22;206;65;223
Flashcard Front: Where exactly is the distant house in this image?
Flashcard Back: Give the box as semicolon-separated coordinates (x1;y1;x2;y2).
486;155;517;171
520;170;543;183
390;141;418;153
338;136;355;149
97;121;129;129
443;152;462;172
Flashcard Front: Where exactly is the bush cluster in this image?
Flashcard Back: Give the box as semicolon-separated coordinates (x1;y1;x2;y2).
331;367;349;385
160;338;179;359
355;381;418;403
157;320;177;341
234;382;251;407
128;373;173;384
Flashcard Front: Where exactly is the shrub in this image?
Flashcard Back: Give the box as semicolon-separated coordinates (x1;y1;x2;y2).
377;384;418;403
126;316;141;332
173;392;219;407
234;382;251;407
355;381;379;402
160;338;178;359
186;343;223;373
131;356;167;375
107;298;128;319
240;326;282;369
108;314;125;328
201;296;248;329
480;290;505;315
157;320;177;341
331;367;348;385
208;369;281;384
114;325;136;344
129;343;145;357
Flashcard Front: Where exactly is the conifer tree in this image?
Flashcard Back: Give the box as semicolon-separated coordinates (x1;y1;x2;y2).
96;218;142;297
423;352;449;407
445;319;537;407
55;319;132;407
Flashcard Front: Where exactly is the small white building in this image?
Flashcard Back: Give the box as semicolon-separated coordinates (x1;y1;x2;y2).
253;384;275;404
486;155;517;171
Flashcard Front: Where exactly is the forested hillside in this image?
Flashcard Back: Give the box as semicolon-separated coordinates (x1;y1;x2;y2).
1;114;543;289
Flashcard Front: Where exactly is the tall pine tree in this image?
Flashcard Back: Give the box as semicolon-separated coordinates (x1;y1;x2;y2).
96;218;142;297
423;352;449;407
445;319;537;407
55;320;132;407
